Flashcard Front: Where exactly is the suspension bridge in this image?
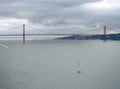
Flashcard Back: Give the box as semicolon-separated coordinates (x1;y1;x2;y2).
0;24;119;43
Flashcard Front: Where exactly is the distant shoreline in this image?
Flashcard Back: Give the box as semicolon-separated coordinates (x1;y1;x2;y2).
57;33;120;40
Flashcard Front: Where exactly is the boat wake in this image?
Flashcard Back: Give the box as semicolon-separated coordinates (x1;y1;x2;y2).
0;43;9;49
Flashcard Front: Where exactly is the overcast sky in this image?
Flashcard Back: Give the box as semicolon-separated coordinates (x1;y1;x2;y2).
0;0;120;34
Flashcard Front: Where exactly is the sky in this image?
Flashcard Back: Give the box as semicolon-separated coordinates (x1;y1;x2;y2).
0;0;120;34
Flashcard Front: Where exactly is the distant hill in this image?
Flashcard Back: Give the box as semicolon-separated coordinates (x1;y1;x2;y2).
57;33;120;40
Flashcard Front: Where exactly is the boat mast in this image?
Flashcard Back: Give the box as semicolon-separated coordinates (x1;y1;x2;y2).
77;59;81;73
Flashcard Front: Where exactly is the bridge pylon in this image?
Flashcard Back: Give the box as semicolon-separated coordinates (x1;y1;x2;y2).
23;24;25;43
104;25;107;41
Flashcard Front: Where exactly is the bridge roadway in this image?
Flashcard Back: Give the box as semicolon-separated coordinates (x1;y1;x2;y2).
0;34;91;36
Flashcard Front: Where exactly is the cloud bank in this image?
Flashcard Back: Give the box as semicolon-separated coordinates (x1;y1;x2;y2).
0;0;120;34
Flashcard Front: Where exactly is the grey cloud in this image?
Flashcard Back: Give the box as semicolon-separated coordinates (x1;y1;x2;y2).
82;11;120;30
0;0;119;33
0;0;101;18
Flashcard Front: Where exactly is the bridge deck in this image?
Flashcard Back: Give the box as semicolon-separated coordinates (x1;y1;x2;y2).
0;34;95;36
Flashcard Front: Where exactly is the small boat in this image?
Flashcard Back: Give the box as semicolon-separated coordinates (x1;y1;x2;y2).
77;59;81;73
77;70;81;73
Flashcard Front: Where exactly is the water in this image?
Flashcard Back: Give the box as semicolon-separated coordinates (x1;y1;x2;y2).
0;40;120;89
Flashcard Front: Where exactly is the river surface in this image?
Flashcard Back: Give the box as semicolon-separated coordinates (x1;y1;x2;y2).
0;40;120;89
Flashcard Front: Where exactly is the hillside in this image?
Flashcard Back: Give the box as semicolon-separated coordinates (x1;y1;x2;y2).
57;33;120;40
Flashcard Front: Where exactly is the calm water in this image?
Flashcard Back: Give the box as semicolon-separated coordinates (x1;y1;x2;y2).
0;40;120;89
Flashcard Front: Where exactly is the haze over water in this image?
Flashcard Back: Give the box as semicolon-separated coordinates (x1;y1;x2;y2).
0;40;120;89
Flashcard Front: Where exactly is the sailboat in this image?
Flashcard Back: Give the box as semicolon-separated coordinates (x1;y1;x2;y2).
70;48;81;73
77;58;81;73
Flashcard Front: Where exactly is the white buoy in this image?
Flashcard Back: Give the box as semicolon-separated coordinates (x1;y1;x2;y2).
70;48;74;53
